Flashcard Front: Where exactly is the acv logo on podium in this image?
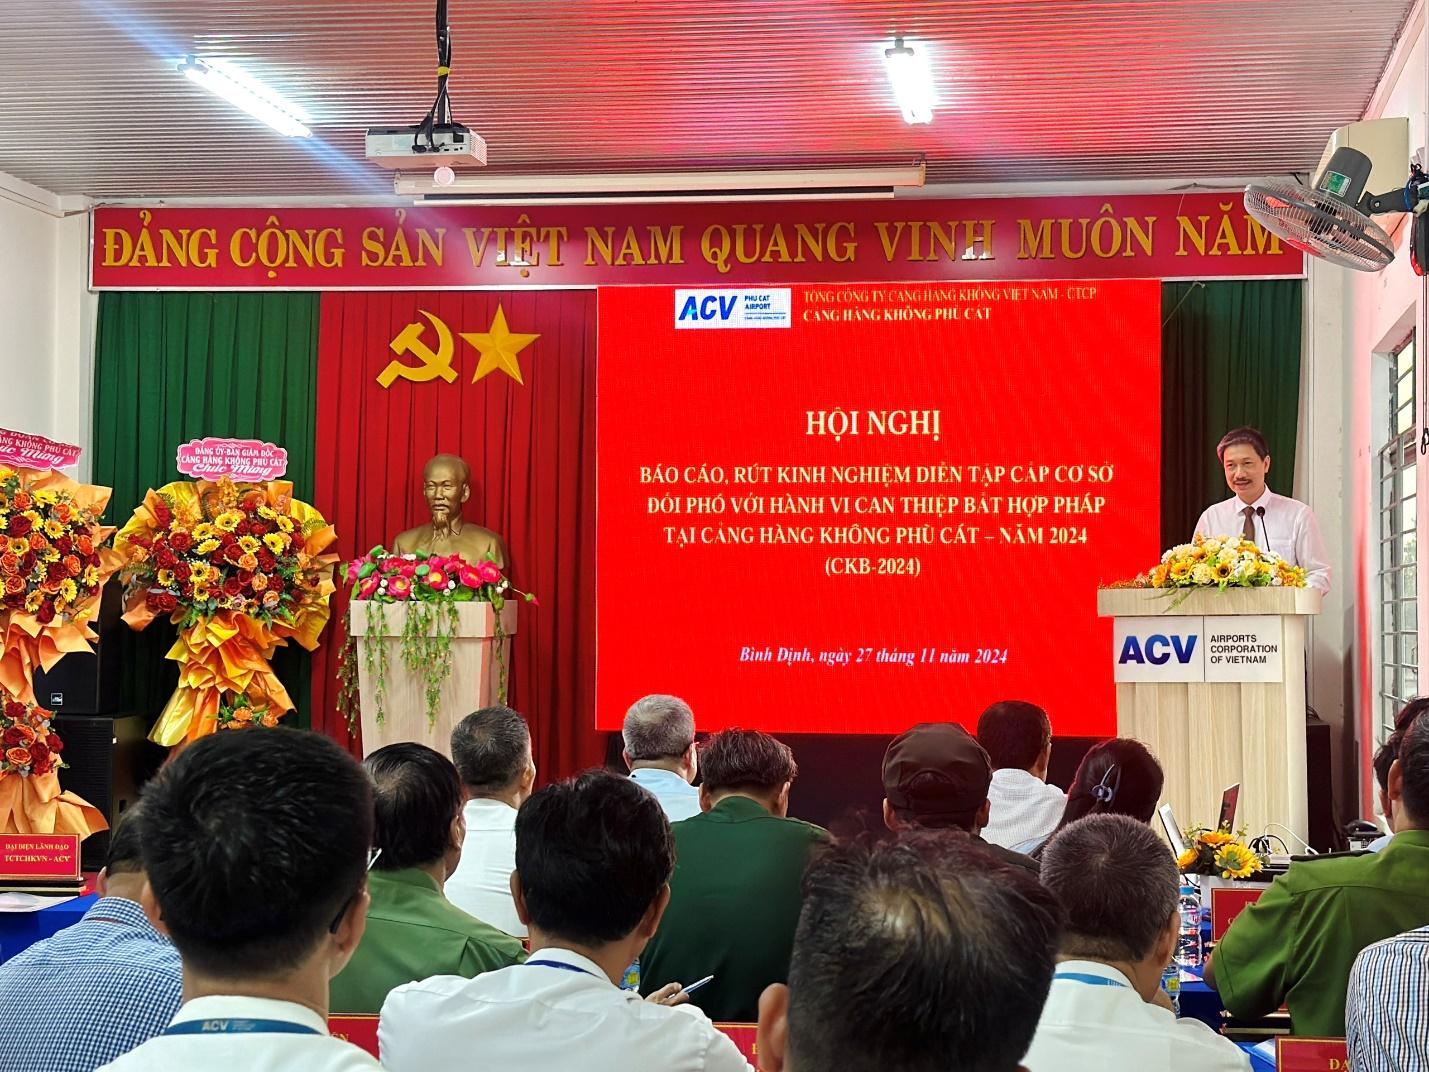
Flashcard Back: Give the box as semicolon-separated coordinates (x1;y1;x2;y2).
1113;616;1284;684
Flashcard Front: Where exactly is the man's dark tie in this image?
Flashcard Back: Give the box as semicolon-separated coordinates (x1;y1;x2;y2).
1242;505;1257;543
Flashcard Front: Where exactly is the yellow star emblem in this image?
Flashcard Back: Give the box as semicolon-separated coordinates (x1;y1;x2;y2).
460;305;539;385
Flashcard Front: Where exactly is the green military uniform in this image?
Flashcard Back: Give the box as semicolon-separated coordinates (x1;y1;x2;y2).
330;867;527;1014
639;796;828;1023
1211;829;1429;1037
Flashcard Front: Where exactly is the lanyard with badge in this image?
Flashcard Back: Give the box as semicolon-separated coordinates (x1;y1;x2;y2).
1054;971;1131;989
162;1019;323;1036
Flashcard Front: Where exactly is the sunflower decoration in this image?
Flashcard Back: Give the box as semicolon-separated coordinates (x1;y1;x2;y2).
1177;825;1266;878
1214;843;1263;880
1112;533;1310;592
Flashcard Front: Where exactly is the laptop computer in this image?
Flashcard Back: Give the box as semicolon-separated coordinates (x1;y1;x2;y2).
1217;784;1241;832
1159;802;1189;857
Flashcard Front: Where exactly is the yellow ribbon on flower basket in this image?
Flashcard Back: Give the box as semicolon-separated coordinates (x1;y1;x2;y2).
0;769;107;838
0;467;124;703
117;479;338;748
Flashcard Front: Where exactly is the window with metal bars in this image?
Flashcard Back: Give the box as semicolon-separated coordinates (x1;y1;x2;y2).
1379;333;1418;745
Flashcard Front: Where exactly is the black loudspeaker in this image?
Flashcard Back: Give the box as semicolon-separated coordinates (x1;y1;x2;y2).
1305;713;1345;853
32;580;124;716
52;714;164;871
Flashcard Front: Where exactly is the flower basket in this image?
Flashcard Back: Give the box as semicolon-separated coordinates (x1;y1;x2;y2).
0;698;106;837
0;466;124;704
116;478;339;746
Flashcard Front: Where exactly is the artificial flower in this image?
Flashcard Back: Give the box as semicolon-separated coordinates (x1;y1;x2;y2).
262;533;287;555
213;511;243;533
1215;843;1262;880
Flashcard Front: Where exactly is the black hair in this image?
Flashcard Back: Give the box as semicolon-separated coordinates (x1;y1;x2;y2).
103;801;146;877
1035;738;1163;859
1375;732;1403;793
1217;427;1271;461
699;728;797;795
976;700;1052;772
786;831;1060;1072
1399;713;1429;823
451;705;531;795
515;768;674;946
365;742;463;871
1041;814;1178;963
139;729;373;980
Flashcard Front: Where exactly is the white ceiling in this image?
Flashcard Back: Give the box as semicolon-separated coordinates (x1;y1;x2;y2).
0;0;1418;199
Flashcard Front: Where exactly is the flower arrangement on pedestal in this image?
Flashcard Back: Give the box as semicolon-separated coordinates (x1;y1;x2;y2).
337;547;536;732
1113;534;1307;592
0;466;124;704
1175;826;1266;880
116;478;339;746
0;698;105;837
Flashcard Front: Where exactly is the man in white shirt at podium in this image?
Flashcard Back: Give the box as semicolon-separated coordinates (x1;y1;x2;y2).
1194;426;1331;593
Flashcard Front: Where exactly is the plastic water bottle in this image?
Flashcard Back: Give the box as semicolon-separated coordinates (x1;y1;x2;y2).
1161;964;1182;1017
1174;883;1203;969
620;957;640;992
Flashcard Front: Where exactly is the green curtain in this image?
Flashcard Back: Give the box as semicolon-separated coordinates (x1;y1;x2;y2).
91;292;321;729
1160;280;1304;548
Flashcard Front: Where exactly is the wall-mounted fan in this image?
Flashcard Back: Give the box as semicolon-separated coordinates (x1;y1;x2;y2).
1245;118;1428;274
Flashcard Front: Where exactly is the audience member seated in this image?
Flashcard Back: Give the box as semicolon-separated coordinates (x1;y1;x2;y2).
379;769;752;1072
1026;738;1164;858
0;802;182;1072
446;705;537;936
1022;815;1250;1071
1207;711;1429;1036
756;831;1060;1072
640;728;827;1022
99;730;380;1071
1367;697;1429;852
977;700;1066;849
881;721;1038;873
1347;923;1429;1068
331;742;526;1013
622;693;702;822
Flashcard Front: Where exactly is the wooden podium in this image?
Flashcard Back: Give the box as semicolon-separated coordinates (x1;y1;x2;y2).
1096;587;1321;843
349;600;517;757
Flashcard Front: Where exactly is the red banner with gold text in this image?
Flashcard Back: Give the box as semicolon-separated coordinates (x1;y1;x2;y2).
91;194;1302;291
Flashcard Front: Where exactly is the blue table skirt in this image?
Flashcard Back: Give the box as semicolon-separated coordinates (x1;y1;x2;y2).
0;894;96;964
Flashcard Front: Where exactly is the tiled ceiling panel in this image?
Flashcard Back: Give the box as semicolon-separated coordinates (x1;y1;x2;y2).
0;0;1416;197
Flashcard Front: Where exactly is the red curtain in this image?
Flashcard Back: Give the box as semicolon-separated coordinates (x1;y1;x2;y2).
311;290;602;781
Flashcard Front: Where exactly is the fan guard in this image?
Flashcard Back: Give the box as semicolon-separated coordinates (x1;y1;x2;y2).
1244;179;1394;272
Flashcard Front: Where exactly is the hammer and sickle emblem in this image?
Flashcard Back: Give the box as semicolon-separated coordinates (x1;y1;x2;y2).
377;310;458;388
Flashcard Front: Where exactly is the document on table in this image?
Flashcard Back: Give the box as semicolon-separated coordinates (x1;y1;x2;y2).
0;893;77;912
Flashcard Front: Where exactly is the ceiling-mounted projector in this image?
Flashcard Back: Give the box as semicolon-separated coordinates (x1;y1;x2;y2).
369;0;486;174
365;123;486;170
1245;117;1425;273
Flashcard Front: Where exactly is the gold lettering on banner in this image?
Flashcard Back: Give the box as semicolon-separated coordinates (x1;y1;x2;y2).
1017;218;1055;260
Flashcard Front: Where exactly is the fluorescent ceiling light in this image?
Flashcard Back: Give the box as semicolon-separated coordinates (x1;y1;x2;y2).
394;164;926;200
178;56;312;138
883;38;936;125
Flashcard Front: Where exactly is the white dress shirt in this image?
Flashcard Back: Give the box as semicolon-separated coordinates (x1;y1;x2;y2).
981;768;1067;849
1348;925;1429;1071
630;767;702;822
1194;489;1331;593
446;797;525;938
98;995;381;1072
379;947;753;1072
1022;961;1249;1072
